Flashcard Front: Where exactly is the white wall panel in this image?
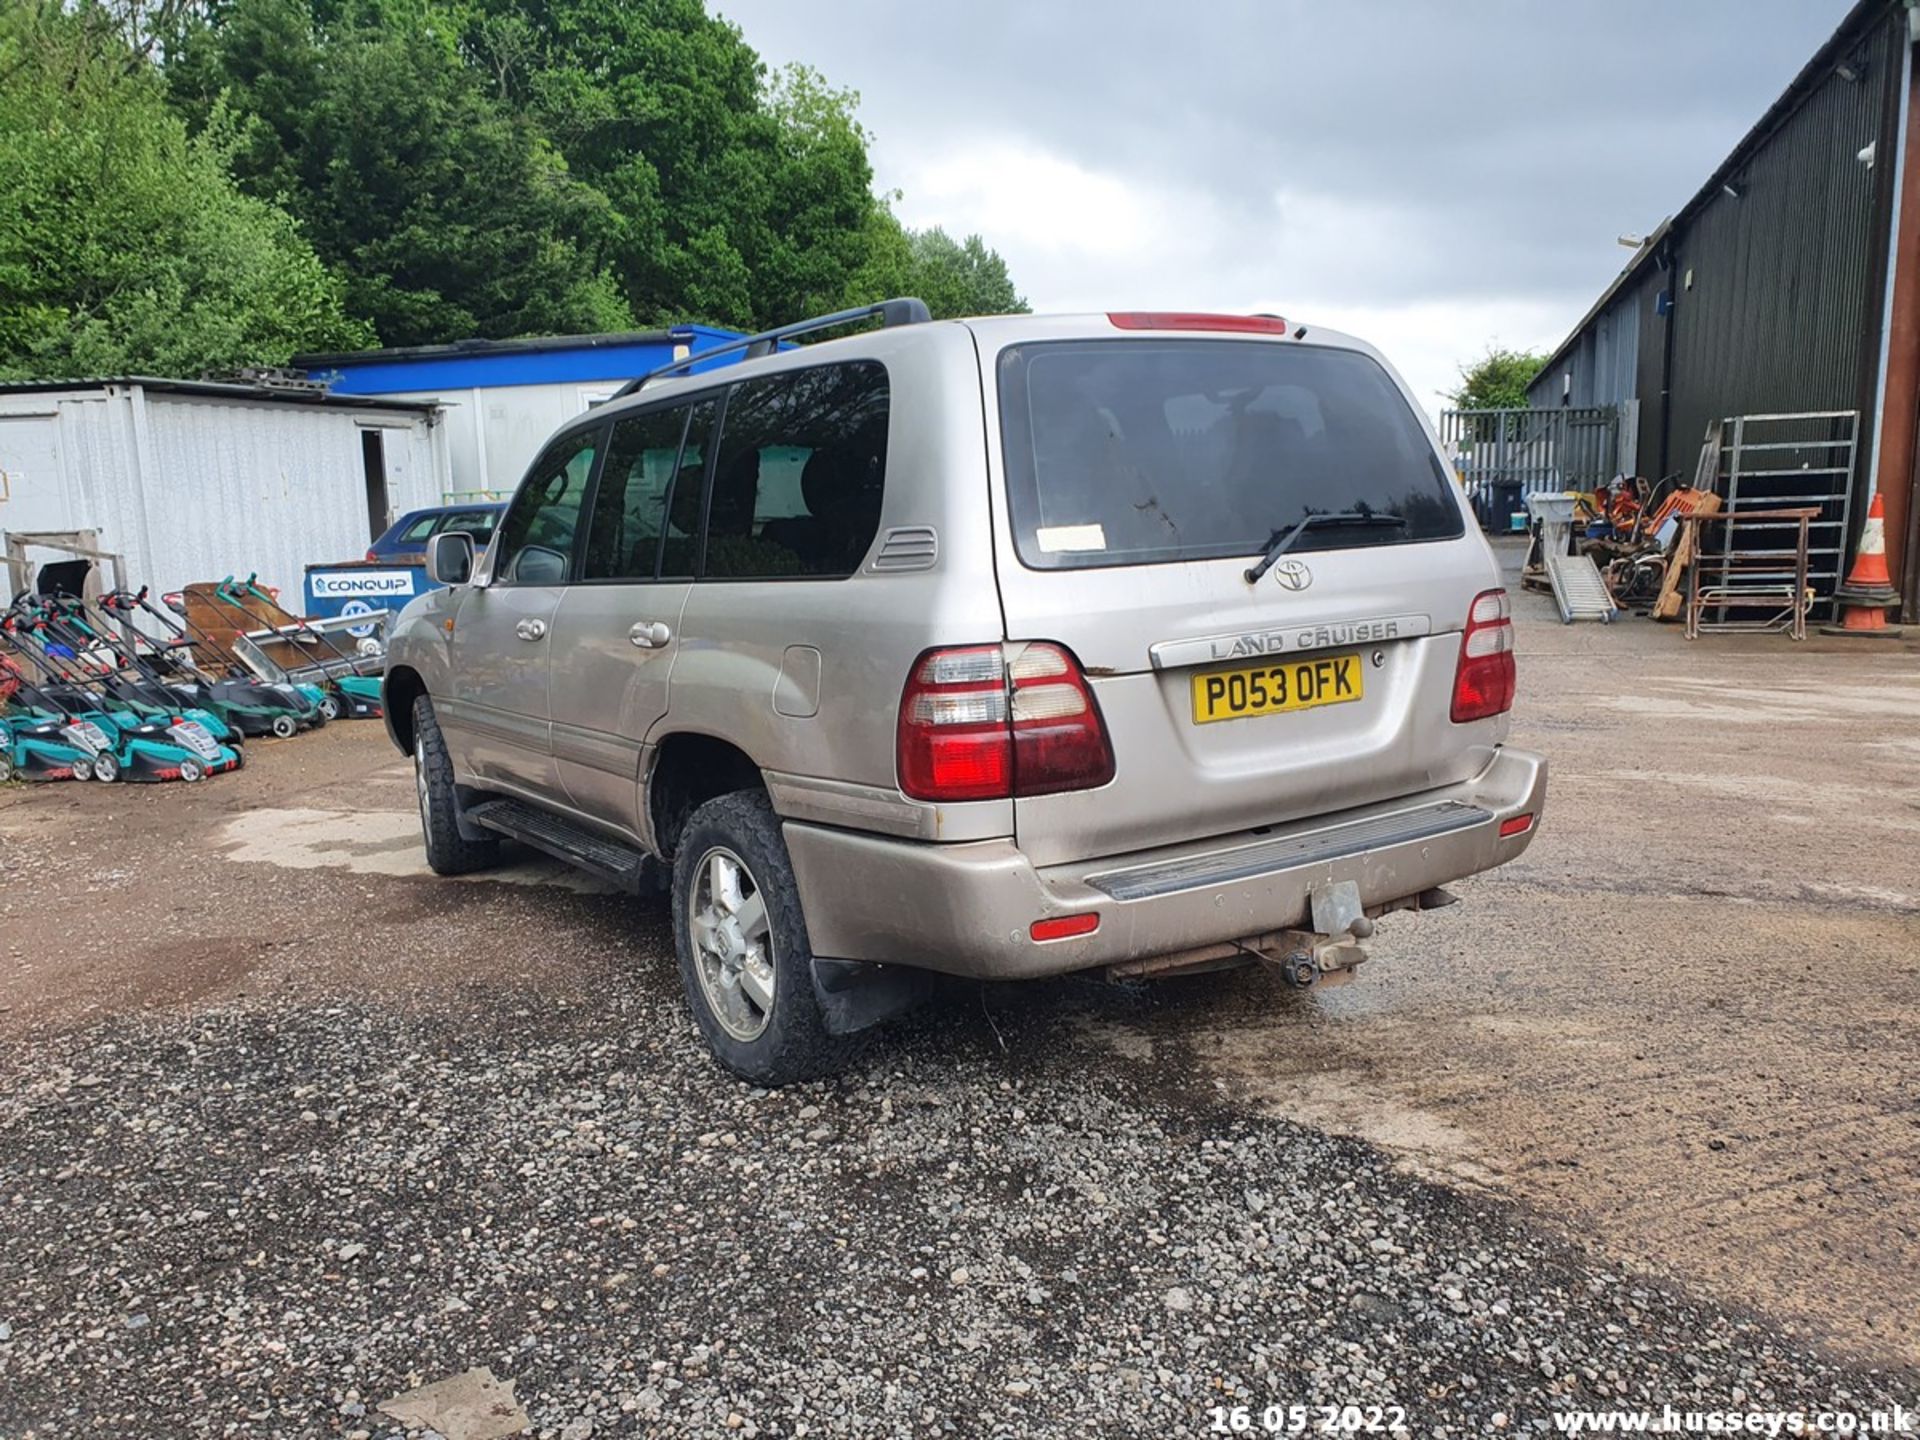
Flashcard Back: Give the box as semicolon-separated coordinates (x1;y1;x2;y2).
377;379;610;497
0;386;443;605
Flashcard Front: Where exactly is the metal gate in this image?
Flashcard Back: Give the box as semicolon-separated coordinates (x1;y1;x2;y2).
1438;404;1626;505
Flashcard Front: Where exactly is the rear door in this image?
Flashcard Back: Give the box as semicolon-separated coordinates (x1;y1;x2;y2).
546;398;713;838
976;317;1501;867
443;424;601;796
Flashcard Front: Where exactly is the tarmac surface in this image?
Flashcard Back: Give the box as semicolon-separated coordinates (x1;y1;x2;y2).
2;551;1918;1435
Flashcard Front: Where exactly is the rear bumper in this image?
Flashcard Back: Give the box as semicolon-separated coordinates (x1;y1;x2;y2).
783;746;1546;980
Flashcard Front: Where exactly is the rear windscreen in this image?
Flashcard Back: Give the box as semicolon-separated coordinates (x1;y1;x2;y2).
997;339;1465;569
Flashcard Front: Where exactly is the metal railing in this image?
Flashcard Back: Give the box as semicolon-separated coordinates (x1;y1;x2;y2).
1438;404;1625;504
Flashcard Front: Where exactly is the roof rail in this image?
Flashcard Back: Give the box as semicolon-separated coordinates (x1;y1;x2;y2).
610;297;932;400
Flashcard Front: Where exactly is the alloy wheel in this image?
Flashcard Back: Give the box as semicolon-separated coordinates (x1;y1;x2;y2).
687;846;777;1042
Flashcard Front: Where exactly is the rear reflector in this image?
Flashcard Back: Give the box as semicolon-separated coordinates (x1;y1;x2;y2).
1107;312;1290;334
1451;588;1517;723
1030;913;1100;942
1499;814;1534;838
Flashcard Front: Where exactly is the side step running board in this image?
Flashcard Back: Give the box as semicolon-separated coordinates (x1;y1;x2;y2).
465;797;654;892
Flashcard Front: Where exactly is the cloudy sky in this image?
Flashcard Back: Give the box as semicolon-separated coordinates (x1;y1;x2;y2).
717;0;1853;411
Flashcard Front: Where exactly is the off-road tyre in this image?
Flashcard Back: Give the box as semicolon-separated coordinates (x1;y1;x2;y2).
412;695;500;876
672;789;856;1086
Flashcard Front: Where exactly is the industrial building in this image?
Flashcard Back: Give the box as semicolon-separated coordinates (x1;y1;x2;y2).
295;326;743;500
0;378;445;605
1531;0;1920;617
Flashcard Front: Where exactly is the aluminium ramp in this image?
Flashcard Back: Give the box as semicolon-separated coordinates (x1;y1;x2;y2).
1525;492;1617;624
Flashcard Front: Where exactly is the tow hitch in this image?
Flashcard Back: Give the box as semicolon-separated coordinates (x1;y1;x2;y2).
1266;880;1375;988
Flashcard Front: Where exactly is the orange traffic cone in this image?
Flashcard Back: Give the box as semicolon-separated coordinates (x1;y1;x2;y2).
1822;491;1904;637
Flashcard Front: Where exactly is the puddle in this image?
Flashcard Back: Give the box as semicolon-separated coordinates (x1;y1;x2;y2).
213;807;612;892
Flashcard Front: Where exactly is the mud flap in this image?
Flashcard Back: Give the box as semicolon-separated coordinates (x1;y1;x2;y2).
812;958;935;1035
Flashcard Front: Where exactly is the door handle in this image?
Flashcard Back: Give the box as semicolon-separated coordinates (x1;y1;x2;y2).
515;618;548;642
629;620;673;649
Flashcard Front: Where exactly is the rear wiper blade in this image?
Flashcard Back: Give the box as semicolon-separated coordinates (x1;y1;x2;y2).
1244;511;1408;584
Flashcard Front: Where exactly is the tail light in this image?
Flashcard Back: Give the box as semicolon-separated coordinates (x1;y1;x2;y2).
1450;589;1516;723
897;642;1115;802
365;548;378;562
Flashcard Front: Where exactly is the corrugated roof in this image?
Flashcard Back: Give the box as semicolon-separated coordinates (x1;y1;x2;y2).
1534;0;1897;380
0;376;439;413
292;328;694;370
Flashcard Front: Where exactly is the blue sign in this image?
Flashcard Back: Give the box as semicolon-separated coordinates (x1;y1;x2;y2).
304;563;432;632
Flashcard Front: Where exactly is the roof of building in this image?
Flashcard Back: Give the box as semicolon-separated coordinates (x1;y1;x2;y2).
291;324;748;396
1533;0;1895;380
0;376;439;413
291;326;726;370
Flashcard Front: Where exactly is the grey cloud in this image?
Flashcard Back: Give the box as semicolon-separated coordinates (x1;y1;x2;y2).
718;0;1852;318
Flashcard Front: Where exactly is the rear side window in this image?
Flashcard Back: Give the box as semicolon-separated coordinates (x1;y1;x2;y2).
399;514;437;542
997;340;1463;570
704;361;889;579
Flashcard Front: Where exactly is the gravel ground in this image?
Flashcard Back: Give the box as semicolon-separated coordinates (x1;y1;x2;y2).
1;978;1915;1438
5;549;1920;1435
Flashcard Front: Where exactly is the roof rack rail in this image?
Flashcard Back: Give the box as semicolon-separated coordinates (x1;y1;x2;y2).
611;297;932;400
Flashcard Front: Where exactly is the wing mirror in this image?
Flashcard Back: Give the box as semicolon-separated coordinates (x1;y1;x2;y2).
425;531;475;586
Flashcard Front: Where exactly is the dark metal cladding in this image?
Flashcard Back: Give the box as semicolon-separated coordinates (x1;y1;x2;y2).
1541;0;1908;497
1654;8;1904;488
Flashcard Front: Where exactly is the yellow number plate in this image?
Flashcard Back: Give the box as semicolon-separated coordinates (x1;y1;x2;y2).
1190;651;1364;724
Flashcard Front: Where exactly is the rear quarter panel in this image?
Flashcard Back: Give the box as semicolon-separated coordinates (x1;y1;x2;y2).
656;323;1016;843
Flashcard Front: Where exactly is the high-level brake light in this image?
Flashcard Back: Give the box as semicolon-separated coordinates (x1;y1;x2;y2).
1106;313;1290;334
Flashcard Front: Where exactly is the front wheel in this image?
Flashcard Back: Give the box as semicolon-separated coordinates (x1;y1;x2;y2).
412;696;499;875
92;751;120;783
672;790;851;1086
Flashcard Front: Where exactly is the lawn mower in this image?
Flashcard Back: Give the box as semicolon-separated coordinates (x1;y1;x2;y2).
0;614;239;783
25;593;244;751
174;583;337;725
94;587;326;744
0;655;96;783
213;574;385;720
144;587;329;738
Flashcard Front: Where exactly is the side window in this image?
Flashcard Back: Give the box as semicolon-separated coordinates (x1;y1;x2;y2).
400;515;437;542
581;407;690;581
703;362;889;580
493;428;600;585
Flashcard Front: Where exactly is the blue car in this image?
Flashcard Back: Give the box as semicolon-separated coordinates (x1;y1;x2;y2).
367;503;506;564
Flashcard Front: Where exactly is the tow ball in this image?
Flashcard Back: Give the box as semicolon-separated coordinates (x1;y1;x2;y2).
1268;880;1375;989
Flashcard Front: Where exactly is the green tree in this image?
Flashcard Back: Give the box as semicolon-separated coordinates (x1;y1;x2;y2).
0;1;369;379
1447;347;1547;410
149;0;1028;349
902;226;1028;319
167;0;634;347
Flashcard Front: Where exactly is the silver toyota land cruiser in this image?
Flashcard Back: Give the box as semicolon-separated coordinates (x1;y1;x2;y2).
384;300;1546;1085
